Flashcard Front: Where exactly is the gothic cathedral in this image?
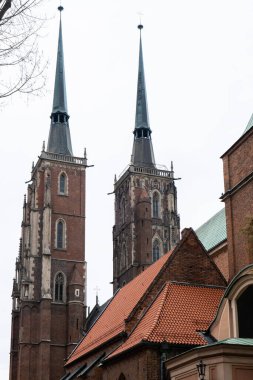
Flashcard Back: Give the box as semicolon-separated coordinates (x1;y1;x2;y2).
9;10;87;380
113;26;180;292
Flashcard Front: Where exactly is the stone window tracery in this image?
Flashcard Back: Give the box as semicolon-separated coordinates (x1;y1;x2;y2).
54;272;65;302
152;191;160;218
153;239;160;262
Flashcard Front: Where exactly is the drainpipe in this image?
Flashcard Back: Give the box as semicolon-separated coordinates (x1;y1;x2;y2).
160;352;167;380
160;342;169;380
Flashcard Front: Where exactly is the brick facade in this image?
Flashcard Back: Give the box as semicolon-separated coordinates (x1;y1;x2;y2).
113;166;180;291
221;127;253;280
9;152;87;380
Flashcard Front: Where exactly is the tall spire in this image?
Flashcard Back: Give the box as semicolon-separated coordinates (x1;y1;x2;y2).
131;24;155;168
47;6;73;156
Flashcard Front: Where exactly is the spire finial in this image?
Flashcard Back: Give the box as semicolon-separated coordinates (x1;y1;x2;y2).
137;11;143;32
58;0;63;13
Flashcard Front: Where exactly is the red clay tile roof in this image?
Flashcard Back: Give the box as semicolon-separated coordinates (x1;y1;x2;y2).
67;250;174;365
108;282;225;359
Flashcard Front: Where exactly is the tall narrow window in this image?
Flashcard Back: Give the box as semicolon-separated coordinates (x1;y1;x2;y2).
55;273;64;302
59;173;66;194
120;243;127;270
122;198;126;224
153;239;160;262
57;220;64;249
153;192;159;218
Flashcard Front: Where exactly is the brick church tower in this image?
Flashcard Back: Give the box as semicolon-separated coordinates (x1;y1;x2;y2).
9;9;87;380
113;25;180;292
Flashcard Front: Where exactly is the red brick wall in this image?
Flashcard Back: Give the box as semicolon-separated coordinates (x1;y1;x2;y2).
212;246;229;281
102;348;160;380
222;128;253;279
10;157;86;380
223;130;253;191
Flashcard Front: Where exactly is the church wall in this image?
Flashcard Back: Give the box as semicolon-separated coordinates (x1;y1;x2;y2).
211;245;229;281
165;344;253;380
102;348;160;380
222;128;253;279
167;231;226;287
225;182;253;278
113;170;180;291
51;303;67;343
223;130;253;191
50;345;66;380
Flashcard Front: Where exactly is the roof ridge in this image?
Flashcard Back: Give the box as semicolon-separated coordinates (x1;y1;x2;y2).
125;250;174;324
170;281;226;289
144;283;171;341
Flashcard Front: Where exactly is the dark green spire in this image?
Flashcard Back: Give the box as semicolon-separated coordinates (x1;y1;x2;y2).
131;25;155;167
47;7;73;156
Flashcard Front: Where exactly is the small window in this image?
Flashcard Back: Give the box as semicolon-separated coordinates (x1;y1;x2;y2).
60;174;66;193
59;172;67;195
152;239;160;262
56;220;66;249
55;273;65;302
75;289;80;297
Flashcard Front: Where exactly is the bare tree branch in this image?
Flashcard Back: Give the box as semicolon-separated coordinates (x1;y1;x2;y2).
0;0;48;100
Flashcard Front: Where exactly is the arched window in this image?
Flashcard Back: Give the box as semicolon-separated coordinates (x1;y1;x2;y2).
237;285;253;338
120;243;127;270
152;192;159;218
153;239;160;262
118;374;126;380
56;220;66;249
122;198;126;224
54;272;65;302
59;172;67;195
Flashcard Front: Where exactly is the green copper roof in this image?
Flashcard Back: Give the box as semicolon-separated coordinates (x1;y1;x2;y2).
212;338;253;346
196;208;227;251
47;9;73;156
244;113;253;134
52;18;68;115
135;30;150;131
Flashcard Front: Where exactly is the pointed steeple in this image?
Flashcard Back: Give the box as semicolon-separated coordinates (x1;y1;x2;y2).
131;24;155;168
47;6;73;156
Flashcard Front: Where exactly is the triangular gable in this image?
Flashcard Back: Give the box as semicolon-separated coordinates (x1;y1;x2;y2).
67;228;226;366
66;251;173;365
107;282;225;360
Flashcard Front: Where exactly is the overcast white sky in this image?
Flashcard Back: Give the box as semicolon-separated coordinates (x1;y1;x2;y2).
1;0;253;377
